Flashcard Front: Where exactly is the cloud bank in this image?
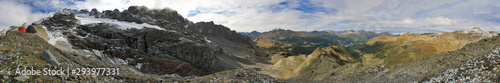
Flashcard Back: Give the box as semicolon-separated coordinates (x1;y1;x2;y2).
1;0;500;33
0;0;51;31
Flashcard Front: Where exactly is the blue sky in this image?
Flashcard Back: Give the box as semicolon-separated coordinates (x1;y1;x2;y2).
1;0;500;33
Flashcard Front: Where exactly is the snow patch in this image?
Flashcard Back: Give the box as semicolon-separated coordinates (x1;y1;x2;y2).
462;27;498;38
47;30;69;45
136;63;143;69
75;14;165;30
464;27;483;33
0;28;8;36
91;49;128;65
113;57;128;65
204;36;211;43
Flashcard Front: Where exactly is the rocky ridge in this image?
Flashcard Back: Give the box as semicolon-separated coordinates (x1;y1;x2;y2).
0;6;278;82
350;27;500;66
265;45;361;80
325;31;500;82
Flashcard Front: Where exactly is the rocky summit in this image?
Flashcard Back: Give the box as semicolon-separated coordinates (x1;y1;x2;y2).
0;6;275;82
1;6;500;83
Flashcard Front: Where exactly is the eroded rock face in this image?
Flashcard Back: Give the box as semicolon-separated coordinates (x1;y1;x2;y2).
86;6;266;58
42;9;79;29
40;6;267;76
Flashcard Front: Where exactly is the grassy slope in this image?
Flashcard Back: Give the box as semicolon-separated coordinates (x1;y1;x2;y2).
0;30;70;82
0;28;161;82
265;45;361;80
350;31;490;66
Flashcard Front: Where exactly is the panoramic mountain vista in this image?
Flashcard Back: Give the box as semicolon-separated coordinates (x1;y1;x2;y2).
1;0;500;82
0;7;278;82
349;27;499;66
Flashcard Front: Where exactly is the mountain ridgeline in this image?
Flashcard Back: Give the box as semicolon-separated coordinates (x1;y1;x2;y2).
0;6;283;82
348;27;500;66
2;5;500;82
241;29;395;55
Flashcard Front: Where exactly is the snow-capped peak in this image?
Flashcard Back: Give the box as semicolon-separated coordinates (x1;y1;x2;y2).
464;27;483;33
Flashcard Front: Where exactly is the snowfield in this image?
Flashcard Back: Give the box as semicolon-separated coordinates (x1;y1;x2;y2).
75;14;165;31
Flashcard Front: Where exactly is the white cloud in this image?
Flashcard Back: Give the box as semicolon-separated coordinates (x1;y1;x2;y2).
401;18;414;24
0;0;51;31
71;0;130;10
424;17;457;25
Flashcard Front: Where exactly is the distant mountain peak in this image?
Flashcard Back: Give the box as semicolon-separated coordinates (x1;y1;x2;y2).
465;27;483;33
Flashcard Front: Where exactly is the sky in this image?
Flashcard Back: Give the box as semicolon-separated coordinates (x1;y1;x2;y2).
1;0;500;33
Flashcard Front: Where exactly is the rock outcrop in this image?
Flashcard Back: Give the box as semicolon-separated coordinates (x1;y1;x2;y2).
42;50;60;65
326;29;500;82
37;6;268;77
26;25;37;33
41;8;79;29
266;45;361;80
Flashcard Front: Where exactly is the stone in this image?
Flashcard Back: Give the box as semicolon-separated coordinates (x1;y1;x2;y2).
42;50;60;65
26;25;37;33
163;74;181;78
0;71;6;75
14;75;29;81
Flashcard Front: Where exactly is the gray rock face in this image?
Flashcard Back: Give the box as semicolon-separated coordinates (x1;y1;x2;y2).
42;50;60;65
89;8;100;17
26;25;37;33
41;9;79;29
109;9;121;19
14;75;29;81
78;9;89;14
71;23;240;74
41;6;268;76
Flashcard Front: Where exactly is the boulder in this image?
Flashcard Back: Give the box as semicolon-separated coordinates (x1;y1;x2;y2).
42;50;60;65
14;75;29;81
26;25;37;33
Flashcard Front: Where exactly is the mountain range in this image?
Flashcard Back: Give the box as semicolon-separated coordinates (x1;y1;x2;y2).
0;6;500;82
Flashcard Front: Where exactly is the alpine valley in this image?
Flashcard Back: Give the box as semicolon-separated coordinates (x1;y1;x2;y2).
1;6;500;83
